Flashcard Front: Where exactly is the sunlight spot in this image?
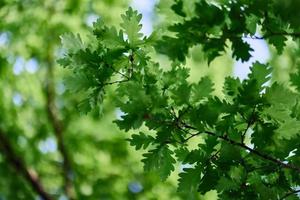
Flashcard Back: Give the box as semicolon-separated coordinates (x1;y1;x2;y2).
128;181;143;193
0;32;9;46
13;57;25;75
56;82;66;95
58;195;68;200
17;136;27;147
234;34;270;80
12;92;23;106
179;163;193;172
86;13;99;27
115;108;125;120
38;137;57;154
80;184;93;195
131;0;157;36
25;58;39;73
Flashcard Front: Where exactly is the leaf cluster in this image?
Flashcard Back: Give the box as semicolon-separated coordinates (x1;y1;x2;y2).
61;2;300;199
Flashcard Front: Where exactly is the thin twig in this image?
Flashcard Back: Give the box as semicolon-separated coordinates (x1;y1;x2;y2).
173;121;300;173
103;78;130;86
102;52;135;87
183;132;202;143
241;105;256;144
106;64;130;79
207;31;300;41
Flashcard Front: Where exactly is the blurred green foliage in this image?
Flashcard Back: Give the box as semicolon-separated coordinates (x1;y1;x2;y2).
0;0;185;199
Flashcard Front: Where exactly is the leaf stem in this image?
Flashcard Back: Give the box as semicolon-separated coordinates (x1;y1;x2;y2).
241;105;256;144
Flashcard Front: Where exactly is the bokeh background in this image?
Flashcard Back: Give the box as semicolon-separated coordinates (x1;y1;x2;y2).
0;0;299;199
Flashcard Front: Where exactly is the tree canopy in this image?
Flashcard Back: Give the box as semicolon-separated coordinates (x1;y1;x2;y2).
1;0;300;200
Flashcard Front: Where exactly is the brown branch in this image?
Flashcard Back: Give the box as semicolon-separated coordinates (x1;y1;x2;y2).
182;124;300;173
45;56;75;199
205;131;300;172
146;114;300;173
0;130;53;200
280;189;300;200
208;31;300;41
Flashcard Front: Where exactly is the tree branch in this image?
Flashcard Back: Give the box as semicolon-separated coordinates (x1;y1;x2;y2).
0;130;53;200
252;32;300;40
280;189;300;200
106;64;130;79
45;54;75;199
101;53;135;87
103;78;130;86
207;31;300;41
146;114;300;172
182;124;300;173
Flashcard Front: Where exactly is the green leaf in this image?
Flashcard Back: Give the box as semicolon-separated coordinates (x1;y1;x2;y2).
275;118;300;140
178;164;202;193
237;80;261;106
223;77;241;98
114;113;143;132
265;83;297;108
174;147;189;162
171;0;186;17
128;132;155;150
231;38;253;62
64;73;92;92
60;33;84;54
203;38;225;65
142;145;176;181
191;76;214;103
198;165;218;194
191;97;233;126
171;82;191;106
216;176;239;192
155;36;189;61
120;7;144;47
77;98;92;114
245;14;258;35
262;105;291;122
102;27;126;49
268;35;287;54
290;73;300;92
247;62;271;90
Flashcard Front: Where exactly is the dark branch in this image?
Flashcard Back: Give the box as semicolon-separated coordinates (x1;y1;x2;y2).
106;64;130;79
182;124;300;173
183;132;202;143
205;130;300;172
252;32;300;40
280;189;300;200
0;130;53;200
102;53;135;87
103;78;130;86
